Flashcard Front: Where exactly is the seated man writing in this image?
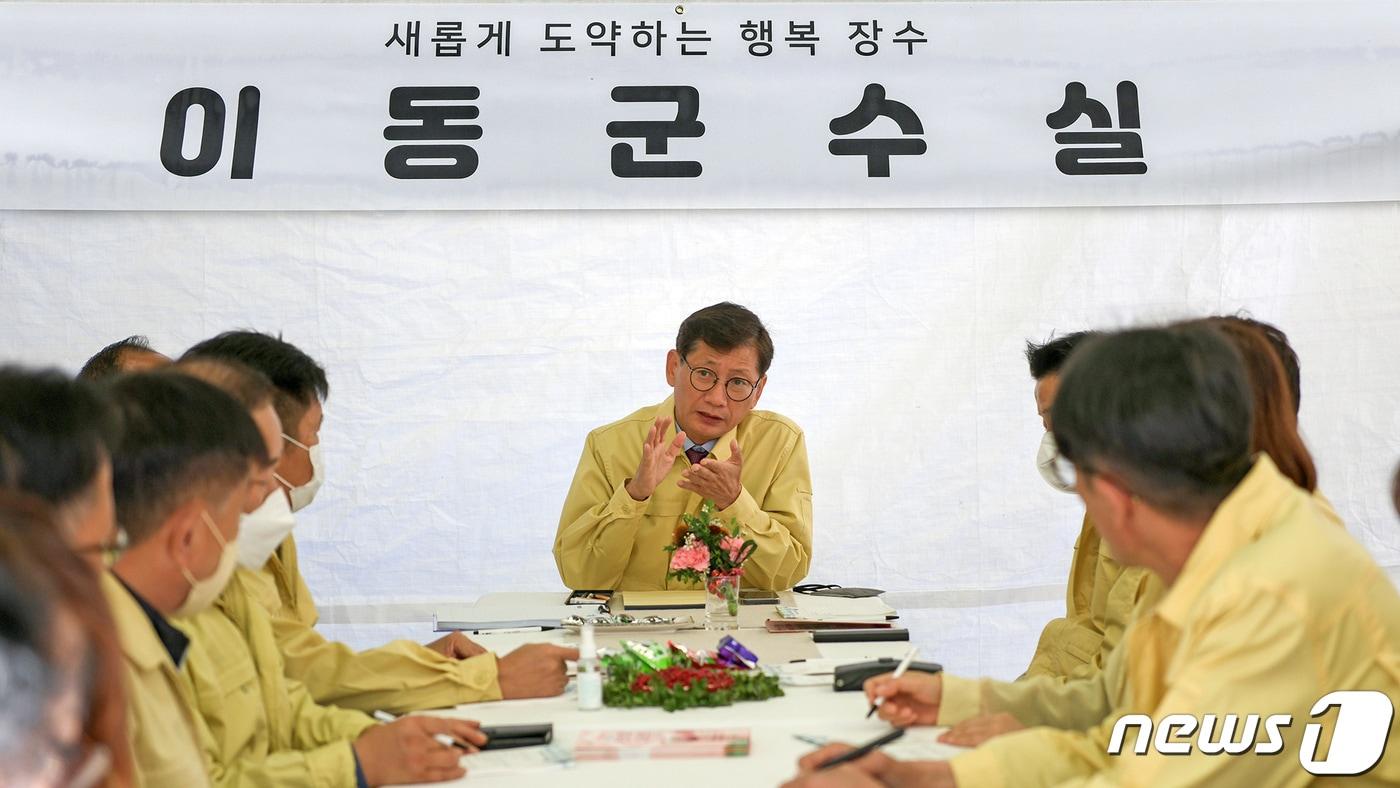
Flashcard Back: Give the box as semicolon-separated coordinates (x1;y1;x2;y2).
555;302;813;591
786;323;1400;787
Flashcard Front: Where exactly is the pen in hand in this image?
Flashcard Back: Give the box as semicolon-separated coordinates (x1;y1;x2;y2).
865;646;919;719
816;728;905;770
373;709;474;751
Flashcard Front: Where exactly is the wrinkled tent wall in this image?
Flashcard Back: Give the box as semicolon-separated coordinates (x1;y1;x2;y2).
4;202;1397;679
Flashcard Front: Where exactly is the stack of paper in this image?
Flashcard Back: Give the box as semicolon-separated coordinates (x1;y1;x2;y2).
782;595;896;621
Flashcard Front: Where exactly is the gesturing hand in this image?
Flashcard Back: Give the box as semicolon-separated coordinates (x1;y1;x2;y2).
677;440;744;509
626;417;686;502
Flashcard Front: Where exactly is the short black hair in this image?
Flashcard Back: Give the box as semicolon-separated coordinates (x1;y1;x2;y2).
0;367;120;507
77;336;158;381
1052;324;1254;520
1025;331;1097;380
676;303;774;376
174;357;276;414
1218;315;1301;415
105;372;265;545
182;331;328;437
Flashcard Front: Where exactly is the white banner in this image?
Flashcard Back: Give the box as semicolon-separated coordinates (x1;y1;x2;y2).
2;1;1399;210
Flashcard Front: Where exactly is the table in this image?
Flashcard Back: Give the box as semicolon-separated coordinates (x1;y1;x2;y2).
404;593;960;786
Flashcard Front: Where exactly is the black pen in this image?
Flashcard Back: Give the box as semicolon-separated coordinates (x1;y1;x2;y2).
816;728;905;770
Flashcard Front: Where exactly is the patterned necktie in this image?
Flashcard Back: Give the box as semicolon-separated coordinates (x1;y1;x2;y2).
684;446;709;465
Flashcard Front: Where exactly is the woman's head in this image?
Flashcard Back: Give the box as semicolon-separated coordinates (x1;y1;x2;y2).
0;493;130;786
1202;318;1317;492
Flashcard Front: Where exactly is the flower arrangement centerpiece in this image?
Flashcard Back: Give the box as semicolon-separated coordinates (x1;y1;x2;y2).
665;500;757;628
601;639;784;712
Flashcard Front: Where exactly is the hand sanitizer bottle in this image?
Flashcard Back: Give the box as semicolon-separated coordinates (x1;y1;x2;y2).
577;622;603;711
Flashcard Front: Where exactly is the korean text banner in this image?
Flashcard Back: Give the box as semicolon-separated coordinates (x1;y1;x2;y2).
2;1;1400;210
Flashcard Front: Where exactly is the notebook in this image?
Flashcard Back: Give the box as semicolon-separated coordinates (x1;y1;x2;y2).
622;590;707;610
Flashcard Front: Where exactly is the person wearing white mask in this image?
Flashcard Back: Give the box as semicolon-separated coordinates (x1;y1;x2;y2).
932;332;1160;750
102;372;267;787
1018;330;1159;685
182;332;575;715
177;351;490;786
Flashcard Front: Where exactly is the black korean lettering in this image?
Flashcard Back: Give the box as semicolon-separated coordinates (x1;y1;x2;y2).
159;86;260;179
385;21;421;56
847;21;882;56
587;21;622;56
741;20;774;57
383;86;482;179
607;85;704;178
828;83;927;177
632;21;667;55
1046;81;1147;175
785;21;819;55
676;22;710;56
477;21;512;56
433;22;467;57
541;22;576;52
891;22;927;55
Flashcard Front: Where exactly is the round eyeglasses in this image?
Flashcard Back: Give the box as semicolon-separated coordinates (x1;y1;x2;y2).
680;356;759;402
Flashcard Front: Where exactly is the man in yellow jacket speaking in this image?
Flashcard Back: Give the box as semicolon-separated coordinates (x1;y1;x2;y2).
555;302;813;591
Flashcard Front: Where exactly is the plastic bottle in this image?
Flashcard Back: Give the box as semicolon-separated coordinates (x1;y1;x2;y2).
577;622;603;711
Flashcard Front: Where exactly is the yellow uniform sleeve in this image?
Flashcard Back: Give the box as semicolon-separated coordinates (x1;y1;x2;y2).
205;736;360;788
939;639;1123;731
208;677;373;788
950;582;1336;787
714;429;812;591
1021;518;1103;680
251;543;501;714
284;676;377;753
553;430;654;590
1022;518;1161;683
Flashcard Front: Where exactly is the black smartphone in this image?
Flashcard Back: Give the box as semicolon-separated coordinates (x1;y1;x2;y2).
738;588;780;605
478;723;554;750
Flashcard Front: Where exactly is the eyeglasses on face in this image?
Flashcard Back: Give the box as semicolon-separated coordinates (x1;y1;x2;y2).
679;355;759;402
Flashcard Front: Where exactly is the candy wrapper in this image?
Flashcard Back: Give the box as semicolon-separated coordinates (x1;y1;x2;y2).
716;635;758;670
622;640;674;671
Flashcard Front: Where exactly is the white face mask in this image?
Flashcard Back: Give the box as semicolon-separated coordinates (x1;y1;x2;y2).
1037;431;1077;494
273;433;325;513
236;488;296;570
173;510;239;619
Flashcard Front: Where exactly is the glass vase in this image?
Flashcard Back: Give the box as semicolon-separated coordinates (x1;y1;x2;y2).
705;572;741;629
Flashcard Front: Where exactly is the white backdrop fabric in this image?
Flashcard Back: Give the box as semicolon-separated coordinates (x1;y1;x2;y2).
3;203;1398;680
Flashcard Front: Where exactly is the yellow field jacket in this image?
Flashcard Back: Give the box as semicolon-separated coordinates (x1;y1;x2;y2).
554;396;813;591
178;568;376;788
1021;514;1162;681
248;535;501;713
102;572;210;788
942;456;1400;787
